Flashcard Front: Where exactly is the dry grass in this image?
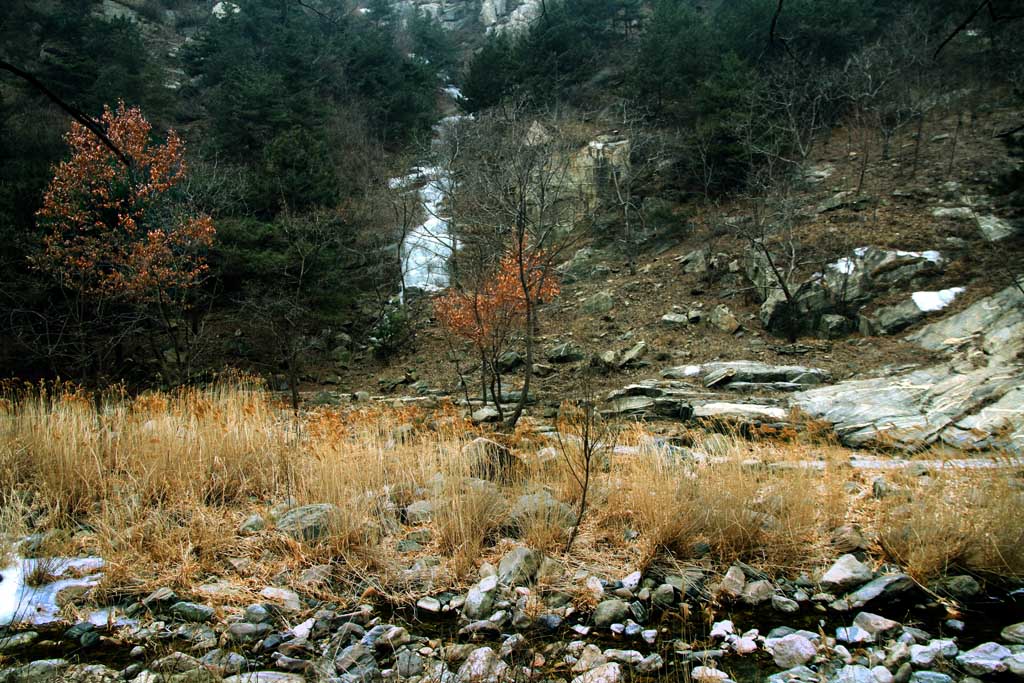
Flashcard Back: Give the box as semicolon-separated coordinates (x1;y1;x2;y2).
1;379;1022;613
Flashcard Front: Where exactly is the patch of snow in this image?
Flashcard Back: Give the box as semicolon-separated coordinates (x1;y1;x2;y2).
912;287;965;312
830;257;857;275
443;85;465;100
0;556;121;627
212;1;240;18
388;168;457;296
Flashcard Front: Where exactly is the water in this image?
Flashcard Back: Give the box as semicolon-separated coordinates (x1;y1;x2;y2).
393;167;455;298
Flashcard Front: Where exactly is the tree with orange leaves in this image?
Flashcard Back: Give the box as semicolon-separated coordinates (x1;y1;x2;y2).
434;247;558;421
34;102;215;385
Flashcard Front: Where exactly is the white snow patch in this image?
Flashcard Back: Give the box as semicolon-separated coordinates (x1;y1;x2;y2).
912;287;965;312
443;85;464;100
830;257;857;275
212;1;240;18
388;167;456;296
0;556;129;627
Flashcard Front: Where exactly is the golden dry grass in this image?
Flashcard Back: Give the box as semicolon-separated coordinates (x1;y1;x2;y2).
1;378;1021;613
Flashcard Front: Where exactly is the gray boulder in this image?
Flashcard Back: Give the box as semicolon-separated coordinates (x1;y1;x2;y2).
276;504;338;541
497;546;544;586
592;600;630;628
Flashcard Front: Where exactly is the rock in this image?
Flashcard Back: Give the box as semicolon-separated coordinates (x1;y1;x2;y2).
417;596;442;613
709;305;740;334
0;631;39;651
462;437;521;482
200;650;247;676
223;674;307;683
463;583;496;620
603;649;643;665
767;666;819;683
740;579;773;605
548;343;585;363
651;584;676;609
1002;622;1024;644
679;248;709;274
832;665;875;683
820;554;873;591
933;574;980;598
532;363;556;378
871;666;893;683
853;612;900;637
454;647;509;683
767;634;817;668
976;214;1020;241
693;402;788;423
498;546;543;585
559;247;606;283
715;565;746;600
225;622;272;644
259;587;301;613
571;662;622;683
772;595;800;613
865;300;927;335
150;653;203;674
6;659;71;682
168;602;215;623
662;360;830;389
956;642;1011;675
836;625;874;644
335;642;379;681
832;574;914;611
690;666;730;682
496;350;524;372
583;291;615;314
617;341;648;368
819;313;852;339
509;492;574;531
405;500;434;525
592;600;630;628
832;525;869;553
471;406;502;424
907;674;953;683
661;313;688;327
637;653;663;673
275;504;338;541
239;514;266;535
909;640;957;667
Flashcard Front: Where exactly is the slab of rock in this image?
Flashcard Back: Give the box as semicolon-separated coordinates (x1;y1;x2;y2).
831;573;914;611
571;662;622;683
766;633;816;668
661;313;688;327
592;600;630;628
1001;621;1024;644
275;504;338;541
821;555;873;591
548;343;585;363
955;642;1011;675
662;361;830;388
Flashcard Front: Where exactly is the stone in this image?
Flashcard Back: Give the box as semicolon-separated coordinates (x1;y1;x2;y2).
1002;622;1024;644
832;525;869;553
853;613;900;637
463;585;495;620
275;504;338;541
909;640;957;667
690;666;730;683
168;601;215;624
651;584;676;609
404;499;435;525
871;666;893;683
592;600;630;628
832;665;875;683
772;594;800;613
709;305;740;334
740;579;773;605
603;649;643;665
471;406;501;424
0;631;39;651
661;313;688;327
955;642;1011;675
617;341;648;368
637;653;663;673
509;492;574;531
715;565;745;600
223;674;307;683
583;290;615;314
767;666;819;683
239;514;266;534
933;574;980;598
976;214;1020;241
150;653;203;674
454;647;509;683
498;546;543;585
821;554;873;591
225;622;272;644
548;343;585;363
832;574;914;611
679;248;710;274
416;597;442;613
767;634;817;668
836;625;874;644
496;350;524;372
259;587;301;613
571;663;622;683
335;642;379;681
907;674;953;683
201;650;247;676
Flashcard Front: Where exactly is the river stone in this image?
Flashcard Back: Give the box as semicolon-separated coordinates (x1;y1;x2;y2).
740;579;773;605
709;305;740;333
833;574;914;611
767;666;818;683
836;625;874;644
768;633;817;668
592;600;630;628
471;406;501;423
226;622;272;644
259;587;301;613
397;650;425;678
715;565;745;600
223;674;308;683
455;647;509;683
200;650;247;676
169;602;215;623
0;632;39;652
498;546;543;586
853;612;900;637
909;640;957;667
5;659;70;683
509;492;574;531
571;663;622;683
871;666;893;683
907;674;954;683
238;514;266;534
956;642;1011;675
652;584;676;609
821;554;873;591
275;503;338;541
832;665;875;683
1002;622;1024;644
637;653;663;673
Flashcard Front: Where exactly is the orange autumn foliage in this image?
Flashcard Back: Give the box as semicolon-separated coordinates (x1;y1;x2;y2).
434;248;559;348
35;102;215;301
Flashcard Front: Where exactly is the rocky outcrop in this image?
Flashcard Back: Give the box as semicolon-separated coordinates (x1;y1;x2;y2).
794;280;1024;452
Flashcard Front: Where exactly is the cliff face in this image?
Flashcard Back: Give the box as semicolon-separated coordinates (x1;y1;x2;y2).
393;0;541;33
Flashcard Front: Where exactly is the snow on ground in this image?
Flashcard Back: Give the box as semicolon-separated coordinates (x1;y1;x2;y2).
912;287;965;312
443;85;464;100
0;555;124;627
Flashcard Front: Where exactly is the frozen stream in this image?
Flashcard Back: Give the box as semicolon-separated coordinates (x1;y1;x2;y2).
0;555;129;627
